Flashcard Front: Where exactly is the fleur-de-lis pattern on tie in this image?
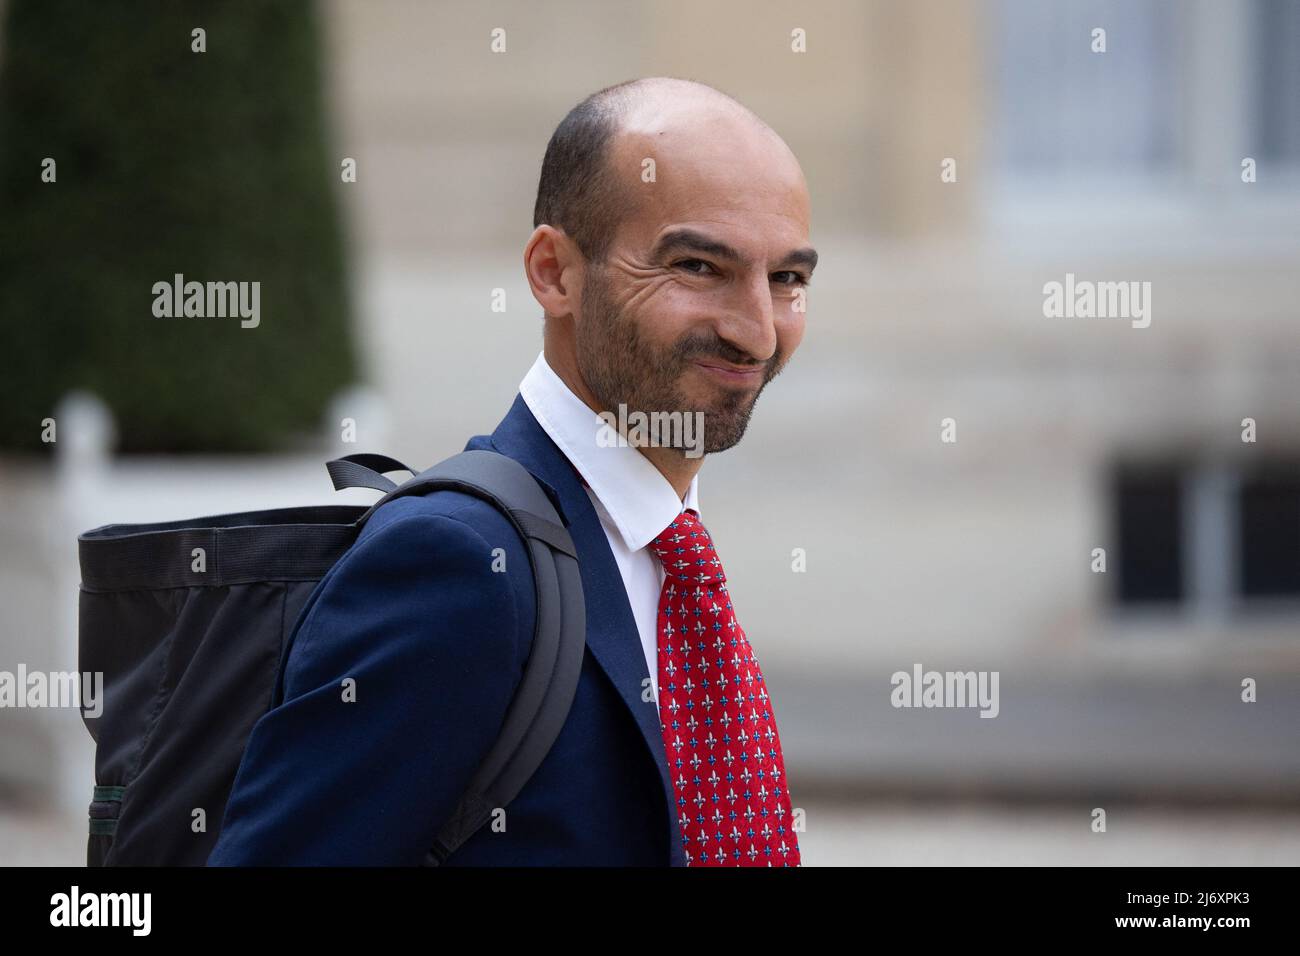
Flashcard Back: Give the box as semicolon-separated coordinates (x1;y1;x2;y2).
648;509;801;866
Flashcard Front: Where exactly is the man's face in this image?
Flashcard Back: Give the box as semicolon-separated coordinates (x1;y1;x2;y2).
572;108;815;455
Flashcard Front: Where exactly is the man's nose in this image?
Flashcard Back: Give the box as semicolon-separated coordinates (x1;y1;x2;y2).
717;270;778;363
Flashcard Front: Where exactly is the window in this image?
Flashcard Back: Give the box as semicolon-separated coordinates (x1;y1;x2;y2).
994;0;1184;180
1114;467;1184;603
1257;0;1300;165
988;0;1300;242
1112;459;1300;610
1239;466;1300;597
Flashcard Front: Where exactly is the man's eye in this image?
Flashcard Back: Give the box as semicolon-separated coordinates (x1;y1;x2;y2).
771;271;810;287
675;258;715;276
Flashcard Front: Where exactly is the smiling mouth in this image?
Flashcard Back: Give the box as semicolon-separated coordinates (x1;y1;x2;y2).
692;360;765;385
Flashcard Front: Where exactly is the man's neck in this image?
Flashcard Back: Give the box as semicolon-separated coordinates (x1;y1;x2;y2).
542;336;703;501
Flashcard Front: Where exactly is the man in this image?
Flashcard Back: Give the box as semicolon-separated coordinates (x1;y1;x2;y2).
208;76;816;866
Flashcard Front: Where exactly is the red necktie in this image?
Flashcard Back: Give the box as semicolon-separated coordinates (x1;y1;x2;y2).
648;509;802;866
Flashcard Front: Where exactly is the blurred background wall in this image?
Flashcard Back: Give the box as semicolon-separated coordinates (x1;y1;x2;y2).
1;0;1297;864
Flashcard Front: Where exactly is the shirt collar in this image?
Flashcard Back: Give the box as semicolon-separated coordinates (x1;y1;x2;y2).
519;350;700;552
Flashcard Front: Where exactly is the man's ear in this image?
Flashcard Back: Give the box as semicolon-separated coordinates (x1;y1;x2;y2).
524;225;582;319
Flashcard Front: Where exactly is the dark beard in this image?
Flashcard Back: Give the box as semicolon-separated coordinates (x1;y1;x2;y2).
574;265;781;454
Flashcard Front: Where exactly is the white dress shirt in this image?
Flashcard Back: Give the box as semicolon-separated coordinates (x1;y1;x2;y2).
519;350;698;703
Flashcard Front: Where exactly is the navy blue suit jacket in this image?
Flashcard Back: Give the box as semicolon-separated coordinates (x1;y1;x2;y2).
207;394;686;865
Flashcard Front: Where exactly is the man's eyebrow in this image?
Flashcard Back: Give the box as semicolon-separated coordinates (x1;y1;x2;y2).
652;228;818;273
651;228;743;263
779;247;818;272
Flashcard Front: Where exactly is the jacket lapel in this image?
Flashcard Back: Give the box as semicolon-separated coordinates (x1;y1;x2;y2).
465;393;686;865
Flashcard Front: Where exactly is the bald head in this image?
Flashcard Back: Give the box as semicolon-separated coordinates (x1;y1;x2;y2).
532;77;804;264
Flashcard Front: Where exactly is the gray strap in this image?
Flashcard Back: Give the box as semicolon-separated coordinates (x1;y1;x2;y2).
352;450;586;866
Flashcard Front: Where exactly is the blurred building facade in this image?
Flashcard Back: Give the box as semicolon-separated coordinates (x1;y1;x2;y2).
1;0;1297;850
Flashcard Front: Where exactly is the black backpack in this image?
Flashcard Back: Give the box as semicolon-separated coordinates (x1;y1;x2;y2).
76;449;586;866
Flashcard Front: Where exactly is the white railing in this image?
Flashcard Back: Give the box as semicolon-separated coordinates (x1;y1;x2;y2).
2;388;390;817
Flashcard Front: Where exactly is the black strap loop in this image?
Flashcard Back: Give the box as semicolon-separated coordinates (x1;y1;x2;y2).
325;454;415;493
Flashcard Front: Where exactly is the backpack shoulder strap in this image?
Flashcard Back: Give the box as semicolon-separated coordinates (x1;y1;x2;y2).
342;449;585;865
